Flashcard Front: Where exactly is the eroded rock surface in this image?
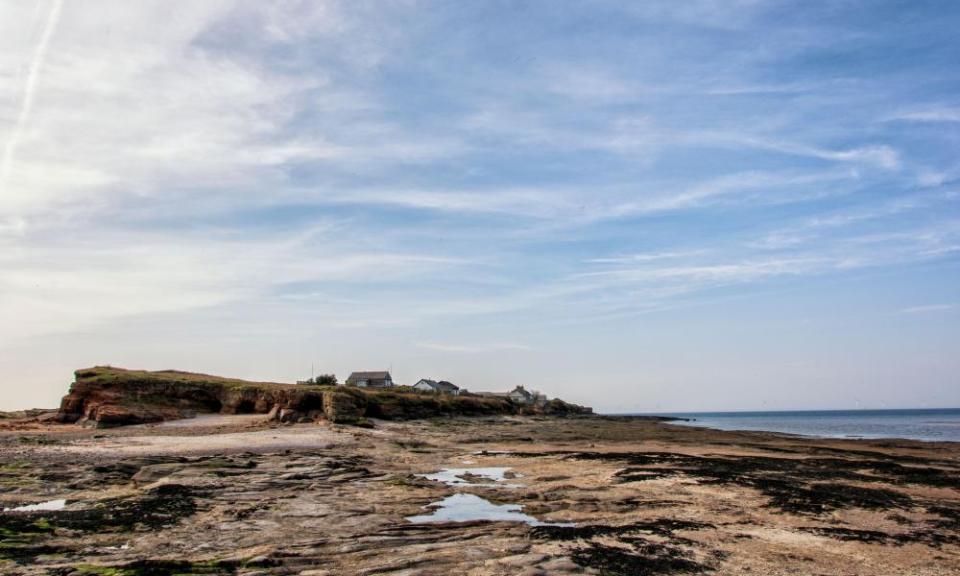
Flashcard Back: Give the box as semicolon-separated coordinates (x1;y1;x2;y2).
1;416;959;575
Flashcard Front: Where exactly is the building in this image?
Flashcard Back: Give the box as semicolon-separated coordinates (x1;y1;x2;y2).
413;379;460;395
508;385;534;404
345;371;393;388
531;391;548;407
474;385;546;405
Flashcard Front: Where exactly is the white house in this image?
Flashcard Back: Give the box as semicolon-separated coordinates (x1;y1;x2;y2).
413;378;460;395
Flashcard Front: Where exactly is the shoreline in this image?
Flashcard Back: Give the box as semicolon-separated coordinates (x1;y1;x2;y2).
667;420;960;444
605;409;960;444
2;414;959;575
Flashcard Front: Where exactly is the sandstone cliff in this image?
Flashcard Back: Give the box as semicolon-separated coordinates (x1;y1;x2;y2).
56;367;590;427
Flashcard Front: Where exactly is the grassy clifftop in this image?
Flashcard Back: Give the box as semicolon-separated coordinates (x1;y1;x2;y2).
57;366;590;427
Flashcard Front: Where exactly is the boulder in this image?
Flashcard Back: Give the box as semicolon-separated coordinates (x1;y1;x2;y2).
278;408;301;423
266;403;281;421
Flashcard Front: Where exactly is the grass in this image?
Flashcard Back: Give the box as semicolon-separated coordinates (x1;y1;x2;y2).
75;366;302;392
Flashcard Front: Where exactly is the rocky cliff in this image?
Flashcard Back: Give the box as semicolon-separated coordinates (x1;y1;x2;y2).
56;367;591;427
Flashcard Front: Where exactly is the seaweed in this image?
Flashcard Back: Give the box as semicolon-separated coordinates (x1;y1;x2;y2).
50;559;239;575
0;484;197;565
526;451;959;515
534;518;716;575
570;541;710;576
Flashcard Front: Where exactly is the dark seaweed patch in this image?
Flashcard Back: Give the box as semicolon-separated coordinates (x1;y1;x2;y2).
614;469;678;482
798;524;960;548
549;451;954;515
798;526;899;544
534;519;715;575
45;483;197;532
0;484;197;565
533;518;712;541
570;541;710;576
742;478;912;514
48;559;240;575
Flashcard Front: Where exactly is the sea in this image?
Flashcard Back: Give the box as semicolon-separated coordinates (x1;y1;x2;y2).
645;408;960;443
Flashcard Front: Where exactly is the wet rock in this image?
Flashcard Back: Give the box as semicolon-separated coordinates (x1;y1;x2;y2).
279;409;301;423
539;557;582;572
498;552;549;567
556;450;939;515
132;462;190;486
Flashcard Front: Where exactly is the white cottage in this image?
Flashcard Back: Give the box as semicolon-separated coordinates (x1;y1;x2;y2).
413;378;460;395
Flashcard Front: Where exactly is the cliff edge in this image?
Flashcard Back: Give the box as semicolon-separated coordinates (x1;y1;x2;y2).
56;366;591;427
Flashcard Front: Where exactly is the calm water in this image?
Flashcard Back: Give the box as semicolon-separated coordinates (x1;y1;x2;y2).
648;408;960;442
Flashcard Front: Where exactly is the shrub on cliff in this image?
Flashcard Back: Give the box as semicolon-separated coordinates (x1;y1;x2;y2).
314;374;337;386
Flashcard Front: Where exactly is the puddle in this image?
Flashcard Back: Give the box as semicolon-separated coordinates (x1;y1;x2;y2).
420;467;521;487
3;499;67;512
406;493;571;526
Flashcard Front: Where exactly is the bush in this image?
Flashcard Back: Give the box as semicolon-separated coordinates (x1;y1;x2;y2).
315;374;337;386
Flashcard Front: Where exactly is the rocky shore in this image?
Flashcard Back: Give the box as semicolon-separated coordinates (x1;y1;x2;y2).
2;412;959;575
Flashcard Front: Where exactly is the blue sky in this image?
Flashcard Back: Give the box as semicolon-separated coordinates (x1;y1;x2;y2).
1;1;958;412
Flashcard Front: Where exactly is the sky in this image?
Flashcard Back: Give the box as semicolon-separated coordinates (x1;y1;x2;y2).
1;0;958;413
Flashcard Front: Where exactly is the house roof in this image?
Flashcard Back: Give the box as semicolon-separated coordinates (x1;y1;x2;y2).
347;371;391;381
416;379;459;391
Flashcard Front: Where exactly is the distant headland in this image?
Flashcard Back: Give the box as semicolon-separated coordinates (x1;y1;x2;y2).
54;366;592;428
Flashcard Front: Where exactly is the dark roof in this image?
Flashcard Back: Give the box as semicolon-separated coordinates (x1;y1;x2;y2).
415;379;438;386
347;371;391;381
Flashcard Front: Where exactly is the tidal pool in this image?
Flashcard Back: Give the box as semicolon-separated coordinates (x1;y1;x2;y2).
406;493;570;526
3;499;67;512
420;467;521;487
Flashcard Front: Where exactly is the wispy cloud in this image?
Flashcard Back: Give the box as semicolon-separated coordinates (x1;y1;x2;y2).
586;251;706;264
888;107;960;123
0;0;61;194
901;304;955;314
416;342;535;354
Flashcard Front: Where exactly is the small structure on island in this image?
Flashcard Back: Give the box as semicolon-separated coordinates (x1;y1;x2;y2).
508;385;534;404
413;379;461;395
345;371;393;388
475;385;547;407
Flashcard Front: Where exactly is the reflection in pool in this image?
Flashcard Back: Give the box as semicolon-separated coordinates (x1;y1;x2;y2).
3;499;67;512
420;467;521;487
406;493;571;526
